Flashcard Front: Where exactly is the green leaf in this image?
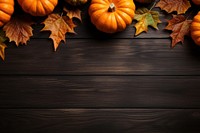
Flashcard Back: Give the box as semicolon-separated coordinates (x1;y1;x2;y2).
134;8;161;36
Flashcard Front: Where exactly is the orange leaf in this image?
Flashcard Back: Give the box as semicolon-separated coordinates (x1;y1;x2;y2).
156;0;191;14
165;15;192;48
64;7;82;21
0;43;6;61
41;14;76;51
3;16;34;46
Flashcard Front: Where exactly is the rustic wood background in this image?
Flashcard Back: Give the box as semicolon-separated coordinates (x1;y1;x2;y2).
1;1;200;133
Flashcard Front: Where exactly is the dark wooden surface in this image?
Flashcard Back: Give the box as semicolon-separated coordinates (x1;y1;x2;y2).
1;3;200;133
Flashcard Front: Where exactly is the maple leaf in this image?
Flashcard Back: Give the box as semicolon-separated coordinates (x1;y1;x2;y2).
64;7;82;21
0;30;7;60
134;8;161;36
41;14;76;51
3;15;34;46
165;15;192;48
156;0;191;14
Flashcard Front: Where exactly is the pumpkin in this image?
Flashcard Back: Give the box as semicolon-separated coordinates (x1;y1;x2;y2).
17;0;58;16
0;0;14;27
65;0;87;6
192;0;200;5
135;0;155;4
89;0;135;33
191;11;200;45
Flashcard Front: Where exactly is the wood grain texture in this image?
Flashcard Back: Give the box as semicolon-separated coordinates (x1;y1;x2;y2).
0;2;200;133
0;109;200;133
0;76;200;108
0;38;200;75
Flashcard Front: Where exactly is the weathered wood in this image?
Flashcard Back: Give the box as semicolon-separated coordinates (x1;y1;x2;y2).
0;76;200;108
0;109;200;133
0;38;200;75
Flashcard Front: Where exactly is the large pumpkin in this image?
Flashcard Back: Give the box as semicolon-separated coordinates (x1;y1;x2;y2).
191;11;200;45
89;0;135;33
135;0;155;4
0;0;14;27
192;0;200;5
17;0;58;16
65;0;87;6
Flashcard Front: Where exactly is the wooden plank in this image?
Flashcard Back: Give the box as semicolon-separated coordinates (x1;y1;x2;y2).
1;76;200;108
0;38;200;75
0;109;200;133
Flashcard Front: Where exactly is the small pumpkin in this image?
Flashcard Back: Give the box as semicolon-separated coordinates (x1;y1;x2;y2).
192;0;200;5
0;0;14;27
89;0;135;33
191;11;200;45
65;0;87;6
135;0;155;4
17;0;58;16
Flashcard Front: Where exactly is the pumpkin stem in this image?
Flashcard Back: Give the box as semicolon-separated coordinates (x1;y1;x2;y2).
108;3;115;12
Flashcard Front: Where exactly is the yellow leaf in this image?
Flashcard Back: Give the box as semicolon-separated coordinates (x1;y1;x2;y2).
134;8;161;36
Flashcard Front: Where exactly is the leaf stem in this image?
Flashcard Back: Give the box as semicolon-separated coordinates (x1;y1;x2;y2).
61;12;64;17
149;1;157;11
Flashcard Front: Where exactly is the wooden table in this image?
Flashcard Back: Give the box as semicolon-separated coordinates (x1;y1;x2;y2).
1;4;200;133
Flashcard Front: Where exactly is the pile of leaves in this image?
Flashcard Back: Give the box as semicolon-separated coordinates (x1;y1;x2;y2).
0;3;82;60
0;0;197;60
134;0;193;48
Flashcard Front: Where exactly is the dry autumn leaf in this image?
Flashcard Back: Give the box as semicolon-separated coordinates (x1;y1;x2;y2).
134;8;161;36
165;15;192;48
0;30;7;60
3;15;34;46
64;7;82;21
41;14;76;51
156;0;191;14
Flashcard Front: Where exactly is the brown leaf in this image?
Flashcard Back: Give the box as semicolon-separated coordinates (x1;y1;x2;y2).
165;15;192;48
3;16;34;46
64;7;82;21
63;16;76;33
156;0;191;14
41;14;76;51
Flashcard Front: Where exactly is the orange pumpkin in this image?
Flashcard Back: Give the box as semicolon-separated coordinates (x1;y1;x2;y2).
192;0;200;5
17;0;58;16
0;0;14;27
89;0;135;33
191;11;200;45
135;0;155;3
65;0;87;6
